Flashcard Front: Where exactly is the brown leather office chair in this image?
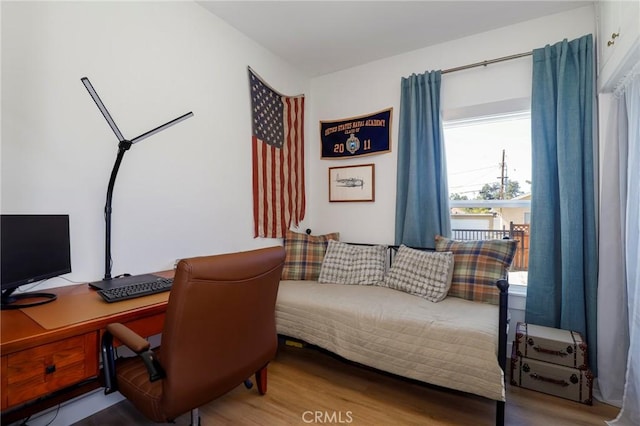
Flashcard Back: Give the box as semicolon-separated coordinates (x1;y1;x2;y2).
101;246;285;425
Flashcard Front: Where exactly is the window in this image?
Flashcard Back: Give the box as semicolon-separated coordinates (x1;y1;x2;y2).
444;112;531;287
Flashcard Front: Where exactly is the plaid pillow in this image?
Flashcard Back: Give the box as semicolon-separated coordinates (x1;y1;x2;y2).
383;245;454;302
318;240;387;285
435;235;517;305
281;230;340;280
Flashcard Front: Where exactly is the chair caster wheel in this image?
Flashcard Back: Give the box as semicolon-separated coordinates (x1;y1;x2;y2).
244;379;253;389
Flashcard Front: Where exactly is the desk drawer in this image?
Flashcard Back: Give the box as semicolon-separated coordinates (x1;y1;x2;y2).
6;333;98;407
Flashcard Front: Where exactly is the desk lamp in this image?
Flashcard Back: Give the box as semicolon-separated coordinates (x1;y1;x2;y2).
81;77;193;286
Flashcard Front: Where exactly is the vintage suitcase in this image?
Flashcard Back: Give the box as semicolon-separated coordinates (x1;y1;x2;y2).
511;348;593;405
514;322;588;369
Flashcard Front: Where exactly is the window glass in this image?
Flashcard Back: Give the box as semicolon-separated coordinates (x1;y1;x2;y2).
444;112;531;287
445;112;531;199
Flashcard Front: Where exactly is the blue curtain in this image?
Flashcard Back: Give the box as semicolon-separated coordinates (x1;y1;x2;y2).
525;34;598;373
395;71;451;248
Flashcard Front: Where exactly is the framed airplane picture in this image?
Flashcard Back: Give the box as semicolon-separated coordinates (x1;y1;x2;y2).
328;164;375;202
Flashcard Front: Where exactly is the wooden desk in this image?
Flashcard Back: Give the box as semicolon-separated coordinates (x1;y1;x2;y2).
0;271;172;422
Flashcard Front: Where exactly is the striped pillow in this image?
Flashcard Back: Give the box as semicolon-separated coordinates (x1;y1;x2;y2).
383;245;454;302
435;235;517;305
318;240;387;285
281;230;340;280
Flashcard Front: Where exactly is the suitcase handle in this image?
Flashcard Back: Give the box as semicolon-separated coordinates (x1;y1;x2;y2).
529;373;569;387
532;345;568;357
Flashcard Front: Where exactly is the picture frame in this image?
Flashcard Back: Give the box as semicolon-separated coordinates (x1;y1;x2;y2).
328;163;375;202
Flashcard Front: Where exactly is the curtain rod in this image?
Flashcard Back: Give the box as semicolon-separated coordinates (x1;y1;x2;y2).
442;51;532;74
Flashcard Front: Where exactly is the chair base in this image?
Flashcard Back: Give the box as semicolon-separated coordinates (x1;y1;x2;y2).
190;408;200;426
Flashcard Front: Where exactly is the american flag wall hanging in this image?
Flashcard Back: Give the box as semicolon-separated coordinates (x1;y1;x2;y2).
248;67;306;238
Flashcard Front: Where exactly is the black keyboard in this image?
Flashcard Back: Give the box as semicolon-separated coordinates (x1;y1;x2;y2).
97;277;173;303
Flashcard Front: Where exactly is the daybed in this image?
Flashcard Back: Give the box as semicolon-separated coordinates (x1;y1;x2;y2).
274;231;514;426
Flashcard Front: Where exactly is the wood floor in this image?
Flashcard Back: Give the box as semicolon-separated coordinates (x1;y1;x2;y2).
72;343;619;426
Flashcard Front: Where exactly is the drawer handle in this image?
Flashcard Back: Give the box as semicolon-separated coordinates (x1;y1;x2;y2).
529;373;569;387
45;364;56;374
532;345;567;357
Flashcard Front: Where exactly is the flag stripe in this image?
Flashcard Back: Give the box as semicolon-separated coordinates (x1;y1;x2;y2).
252;136;260;237
272;142;280;237
266;142;274;237
278;138;286;237
296;96;306;221
284;97;293;230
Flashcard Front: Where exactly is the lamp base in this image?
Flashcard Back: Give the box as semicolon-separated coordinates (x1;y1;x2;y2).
88;273;162;291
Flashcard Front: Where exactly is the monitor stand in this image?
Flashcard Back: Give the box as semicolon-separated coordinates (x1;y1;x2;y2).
1;290;57;310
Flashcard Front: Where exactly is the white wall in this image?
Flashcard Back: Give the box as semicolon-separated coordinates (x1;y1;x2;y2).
1;1;309;289
307;5;596;244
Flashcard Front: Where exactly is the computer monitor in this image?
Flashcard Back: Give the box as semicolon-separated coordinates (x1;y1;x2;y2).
1;214;71;309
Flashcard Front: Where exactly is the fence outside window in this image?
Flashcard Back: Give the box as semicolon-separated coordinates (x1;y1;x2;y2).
451;223;529;271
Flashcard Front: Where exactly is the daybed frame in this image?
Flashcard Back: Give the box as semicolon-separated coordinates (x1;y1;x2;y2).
277;242;509;426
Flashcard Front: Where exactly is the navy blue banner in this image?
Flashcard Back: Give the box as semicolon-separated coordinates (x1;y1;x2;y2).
320;108;392;159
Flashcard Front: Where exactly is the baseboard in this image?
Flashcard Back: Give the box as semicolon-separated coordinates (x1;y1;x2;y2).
7;389;124;426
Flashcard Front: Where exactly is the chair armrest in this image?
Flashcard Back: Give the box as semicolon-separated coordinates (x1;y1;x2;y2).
101;323;165;395
106;323;150;353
